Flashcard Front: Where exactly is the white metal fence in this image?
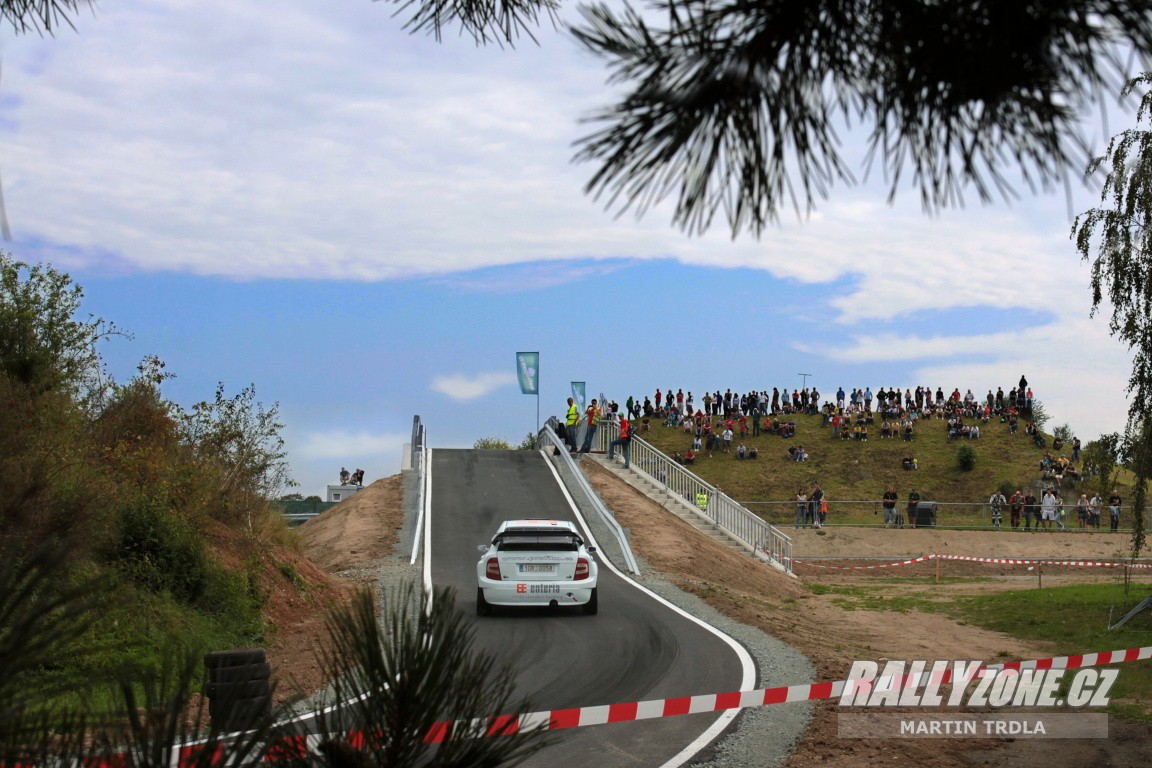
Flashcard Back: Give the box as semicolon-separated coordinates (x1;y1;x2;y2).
591;418;793;573
742;498;1146;531
538;422;641;574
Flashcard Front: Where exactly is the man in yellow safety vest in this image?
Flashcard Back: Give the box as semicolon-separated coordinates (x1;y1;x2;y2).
565;397;580;452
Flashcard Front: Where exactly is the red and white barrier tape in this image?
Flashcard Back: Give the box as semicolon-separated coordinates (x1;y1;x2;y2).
116;644;1152;764
784;555;933;570
420;644;1152;742
934;554;1152;568
774;551;1152;571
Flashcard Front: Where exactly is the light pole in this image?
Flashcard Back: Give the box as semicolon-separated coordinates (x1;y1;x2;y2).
799;372;812;391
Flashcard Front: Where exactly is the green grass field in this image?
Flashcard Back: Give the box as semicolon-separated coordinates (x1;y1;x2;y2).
804;578;1152;718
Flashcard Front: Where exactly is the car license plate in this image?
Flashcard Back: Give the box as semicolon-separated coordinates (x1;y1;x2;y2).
519;564;555;573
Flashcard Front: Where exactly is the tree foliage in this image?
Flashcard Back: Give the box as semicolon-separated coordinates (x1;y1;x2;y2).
0;260;291;701
1082;433;1120;503
473;437;512;449
1073;72;1152;555
179;382;296;531
0;0;96;35
0;254;120;403
569;1;1152;235
387;0;559;45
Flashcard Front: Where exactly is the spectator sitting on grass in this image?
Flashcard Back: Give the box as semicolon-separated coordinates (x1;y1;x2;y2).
736;443;747;460
673;451;684;464
748;445;758;459
692;435;702;451
901;455;918;470
684;449;696;464
787;445;808;461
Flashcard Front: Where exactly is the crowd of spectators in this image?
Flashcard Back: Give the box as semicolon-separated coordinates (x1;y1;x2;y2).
625;376;1090;496
583;377;1134;535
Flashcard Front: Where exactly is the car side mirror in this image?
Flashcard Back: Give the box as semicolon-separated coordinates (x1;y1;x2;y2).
477;544;489;553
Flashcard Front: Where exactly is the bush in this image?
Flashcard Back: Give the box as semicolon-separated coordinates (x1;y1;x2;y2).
473;437;512;449
110;499;209;603
957;444;977;472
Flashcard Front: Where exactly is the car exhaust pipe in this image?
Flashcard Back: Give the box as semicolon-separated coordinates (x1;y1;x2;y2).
549;600;559;608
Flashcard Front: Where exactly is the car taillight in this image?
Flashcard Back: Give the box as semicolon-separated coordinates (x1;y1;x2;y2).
485;557;502;580
574;557;590;581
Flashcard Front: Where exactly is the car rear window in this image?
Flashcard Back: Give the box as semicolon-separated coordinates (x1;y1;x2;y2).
496;534;580;552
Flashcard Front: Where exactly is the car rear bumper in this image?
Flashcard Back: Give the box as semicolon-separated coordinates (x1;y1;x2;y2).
478;578;596;606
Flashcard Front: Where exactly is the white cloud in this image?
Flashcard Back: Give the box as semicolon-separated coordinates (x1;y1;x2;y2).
431;371;516;401
294;429;409;460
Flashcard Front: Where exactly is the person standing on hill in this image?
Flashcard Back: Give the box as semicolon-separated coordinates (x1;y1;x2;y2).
989;490;1006;529
907;489;921;529
1009;490;1024;529
1040;488;1058;529
565;397;581;451
811;483;826;528
795;487;808;528
607;414;632;469
1089;493;1102;529
1108;489;1123;532
1076;493;1090;528
579;399;601;453
882;486;898;528
1023;490;1038;531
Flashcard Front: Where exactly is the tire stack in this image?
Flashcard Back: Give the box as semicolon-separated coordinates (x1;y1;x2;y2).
204;648;272;732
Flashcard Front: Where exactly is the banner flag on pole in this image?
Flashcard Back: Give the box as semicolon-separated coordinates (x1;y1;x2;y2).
571;382;586;408
516;352;539;395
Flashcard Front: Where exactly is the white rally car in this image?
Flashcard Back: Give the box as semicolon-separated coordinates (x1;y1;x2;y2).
476;519;598;616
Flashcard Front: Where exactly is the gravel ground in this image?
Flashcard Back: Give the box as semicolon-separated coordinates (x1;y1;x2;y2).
623;556;815;768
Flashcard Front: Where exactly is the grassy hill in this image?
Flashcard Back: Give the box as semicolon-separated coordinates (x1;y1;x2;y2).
636;410;1132;528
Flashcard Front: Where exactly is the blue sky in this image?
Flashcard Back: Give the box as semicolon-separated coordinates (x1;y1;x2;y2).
1;0;1140;496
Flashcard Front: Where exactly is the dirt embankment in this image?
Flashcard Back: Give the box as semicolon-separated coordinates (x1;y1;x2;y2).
262;475;405;700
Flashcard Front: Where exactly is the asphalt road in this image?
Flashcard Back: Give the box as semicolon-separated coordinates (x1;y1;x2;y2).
427;448;751;767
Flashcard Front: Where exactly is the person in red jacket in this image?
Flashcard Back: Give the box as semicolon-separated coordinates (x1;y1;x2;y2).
1008;490;1025;529
607;414;632;469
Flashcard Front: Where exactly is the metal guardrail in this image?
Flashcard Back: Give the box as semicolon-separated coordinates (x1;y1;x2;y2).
410;415;425;470
595;420;793;574
409;415;427;566
539;420;640;574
